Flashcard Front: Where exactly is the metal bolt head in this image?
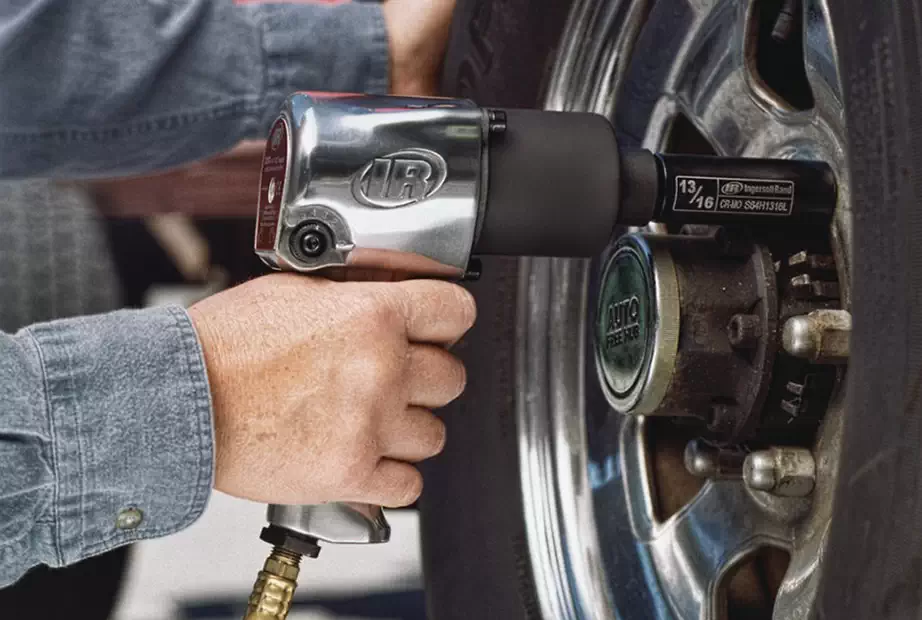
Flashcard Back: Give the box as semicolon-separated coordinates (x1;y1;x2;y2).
288;221;333;263
300;231;326;257
727;314;761;349
707;403;738;435
487;109;507;134
743;447;816;497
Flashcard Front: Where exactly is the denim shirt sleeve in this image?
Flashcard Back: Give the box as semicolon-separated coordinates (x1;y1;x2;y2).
0;306;214;587
0;0;389;179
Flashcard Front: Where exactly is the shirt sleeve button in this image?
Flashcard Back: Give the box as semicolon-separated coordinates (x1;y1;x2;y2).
116;507;144;530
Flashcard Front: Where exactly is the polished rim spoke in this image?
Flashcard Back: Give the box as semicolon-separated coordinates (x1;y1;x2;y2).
666;0;788;156
621;417;795;620
546;0;650;115
803;0;844;113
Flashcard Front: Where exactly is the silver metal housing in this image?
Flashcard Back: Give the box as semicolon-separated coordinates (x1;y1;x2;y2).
255;93;486;278
267;503;391;545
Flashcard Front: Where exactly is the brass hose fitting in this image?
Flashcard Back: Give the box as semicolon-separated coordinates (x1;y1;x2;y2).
243;546;302;620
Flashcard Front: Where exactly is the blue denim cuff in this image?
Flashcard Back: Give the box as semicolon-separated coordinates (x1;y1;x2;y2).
257;1;390;130
26;306;214;567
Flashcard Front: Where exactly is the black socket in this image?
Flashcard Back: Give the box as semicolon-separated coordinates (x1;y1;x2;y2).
474;108;622;258
653;154;837;228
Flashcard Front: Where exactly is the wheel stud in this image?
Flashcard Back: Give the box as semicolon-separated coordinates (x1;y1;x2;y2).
684;439;746;478
789;274;840;300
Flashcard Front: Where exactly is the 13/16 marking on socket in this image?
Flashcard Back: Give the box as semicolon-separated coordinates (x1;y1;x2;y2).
673;175;795;216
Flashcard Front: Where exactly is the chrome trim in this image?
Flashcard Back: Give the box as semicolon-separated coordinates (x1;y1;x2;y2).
266;503;390;545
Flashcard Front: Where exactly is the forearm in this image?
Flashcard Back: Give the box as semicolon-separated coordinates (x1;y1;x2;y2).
0;306;214;588
0;0;388;179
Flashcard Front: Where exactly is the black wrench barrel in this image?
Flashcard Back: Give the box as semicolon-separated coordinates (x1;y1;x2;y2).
472;109;838;258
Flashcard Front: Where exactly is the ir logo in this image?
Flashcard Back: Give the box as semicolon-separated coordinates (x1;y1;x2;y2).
352;149;448;208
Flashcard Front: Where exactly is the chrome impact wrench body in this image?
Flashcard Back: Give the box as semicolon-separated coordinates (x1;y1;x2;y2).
244;93;837;618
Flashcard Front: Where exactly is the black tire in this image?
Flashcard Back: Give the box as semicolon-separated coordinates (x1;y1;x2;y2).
419;1;922;619
418;3;572;619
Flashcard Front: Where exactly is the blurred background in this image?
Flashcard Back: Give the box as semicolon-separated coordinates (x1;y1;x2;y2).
0;144;426;619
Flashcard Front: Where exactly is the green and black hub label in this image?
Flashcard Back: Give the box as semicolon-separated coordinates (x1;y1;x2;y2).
604;295;642;348
596;248;651;397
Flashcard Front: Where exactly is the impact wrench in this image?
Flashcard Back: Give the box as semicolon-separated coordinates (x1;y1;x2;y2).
242;93;837;619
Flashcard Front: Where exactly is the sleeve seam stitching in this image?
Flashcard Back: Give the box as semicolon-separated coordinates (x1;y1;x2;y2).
0;97;264;143
22;328;64;567
169;306;213;531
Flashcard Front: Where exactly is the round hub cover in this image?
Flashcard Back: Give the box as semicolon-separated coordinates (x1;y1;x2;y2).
595;234;680;414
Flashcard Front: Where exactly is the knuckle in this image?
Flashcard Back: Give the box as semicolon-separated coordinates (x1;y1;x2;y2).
371;297;402;330
369;288;407;330
350;350;400;392
338;444;377;489
349;288;401;332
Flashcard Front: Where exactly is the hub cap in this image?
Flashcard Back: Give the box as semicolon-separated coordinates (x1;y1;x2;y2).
595;234;679;415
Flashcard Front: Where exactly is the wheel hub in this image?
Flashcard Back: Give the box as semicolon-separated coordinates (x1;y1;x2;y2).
518;0;851;619
595;234;678;415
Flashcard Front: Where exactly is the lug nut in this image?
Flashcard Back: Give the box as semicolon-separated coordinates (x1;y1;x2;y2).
743;447;815;497
782;309;851;364
727;314;761;349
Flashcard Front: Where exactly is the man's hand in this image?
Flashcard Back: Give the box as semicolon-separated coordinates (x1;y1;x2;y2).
382;0;457;96
188;273;475;508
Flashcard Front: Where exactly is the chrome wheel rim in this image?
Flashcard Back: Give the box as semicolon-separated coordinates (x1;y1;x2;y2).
516;1;850;618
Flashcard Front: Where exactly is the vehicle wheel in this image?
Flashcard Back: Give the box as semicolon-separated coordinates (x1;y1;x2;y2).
420;0;922;618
